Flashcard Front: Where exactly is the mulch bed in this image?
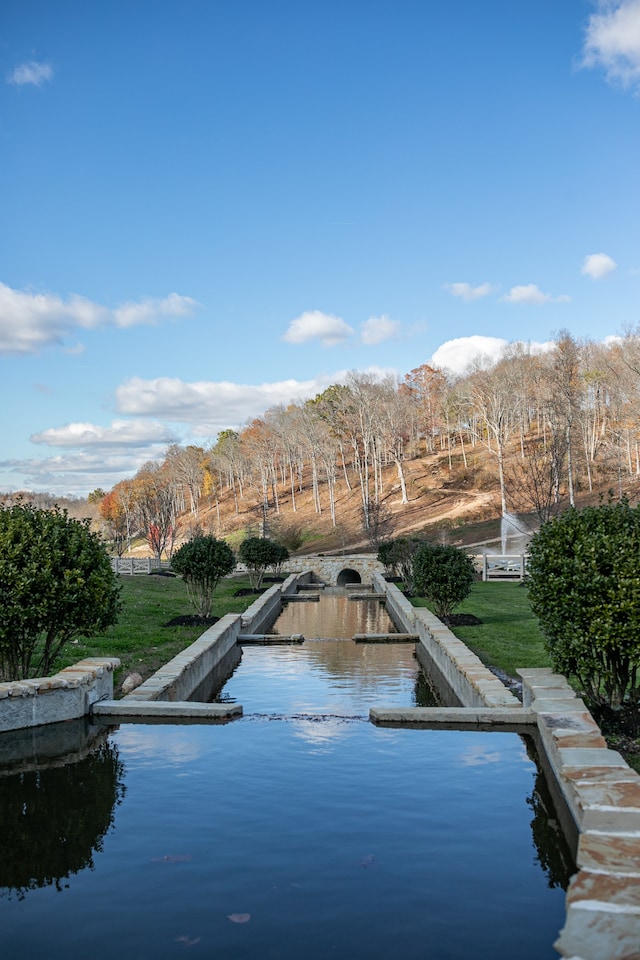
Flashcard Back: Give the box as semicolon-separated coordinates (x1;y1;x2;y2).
442;614;483;626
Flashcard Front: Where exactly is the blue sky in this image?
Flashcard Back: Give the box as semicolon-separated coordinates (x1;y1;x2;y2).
1;0;640;496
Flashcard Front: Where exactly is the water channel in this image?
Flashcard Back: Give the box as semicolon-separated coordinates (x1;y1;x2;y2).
0;588;575;959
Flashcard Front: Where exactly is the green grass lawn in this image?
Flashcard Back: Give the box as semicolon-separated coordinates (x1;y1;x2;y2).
411;581;551;678
56;572;259;690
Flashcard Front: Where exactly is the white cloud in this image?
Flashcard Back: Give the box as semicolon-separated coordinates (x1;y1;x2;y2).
582;1;640;91
432;336;509;374
581;252;617;279
0;282;199;355
282;310;354;346
360;315;401;345
113;292;198;328
7;60;53;87
0;450;168;497
501;284;570;304
431;335;554;376
445;282;494;301
115;374;342;429
31;419;177;449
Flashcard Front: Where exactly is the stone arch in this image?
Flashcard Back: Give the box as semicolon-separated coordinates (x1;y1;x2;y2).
336;568;362;586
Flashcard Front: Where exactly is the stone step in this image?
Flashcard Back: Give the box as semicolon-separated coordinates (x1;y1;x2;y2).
238;634;305;644
353;633;418;643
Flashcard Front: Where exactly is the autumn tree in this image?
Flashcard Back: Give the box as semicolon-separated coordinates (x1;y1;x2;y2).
165;444;206;518
403;363;446;454
133;462;177;563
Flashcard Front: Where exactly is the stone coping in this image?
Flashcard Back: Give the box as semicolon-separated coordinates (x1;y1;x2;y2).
0;658;120;699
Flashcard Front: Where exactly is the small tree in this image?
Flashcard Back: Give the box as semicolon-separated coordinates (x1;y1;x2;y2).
527;498;640;711
238;537;282;590
0;503;121;680
171;536;236;618
412;542;475;620
270;542;290;578
377;541;396;578
378;536;422;592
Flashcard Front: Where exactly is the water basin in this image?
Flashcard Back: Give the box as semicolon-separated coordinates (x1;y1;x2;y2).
0;588;575;958
1;719;572;959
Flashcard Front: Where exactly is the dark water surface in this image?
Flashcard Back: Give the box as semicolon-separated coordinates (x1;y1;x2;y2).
1;721;570;960
0;592;573;958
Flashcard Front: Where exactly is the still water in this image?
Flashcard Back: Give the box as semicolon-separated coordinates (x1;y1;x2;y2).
210;591;440;712
0;591;574;959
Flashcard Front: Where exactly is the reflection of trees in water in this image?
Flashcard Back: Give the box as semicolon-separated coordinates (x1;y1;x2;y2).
522;736;575;890
413;669;440;707
0;740;125;899
273;595;395;640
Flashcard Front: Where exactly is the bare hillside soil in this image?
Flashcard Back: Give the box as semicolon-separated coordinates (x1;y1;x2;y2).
125;446;640;558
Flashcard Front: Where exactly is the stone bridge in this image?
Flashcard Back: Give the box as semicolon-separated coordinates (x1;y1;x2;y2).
283;554;384;586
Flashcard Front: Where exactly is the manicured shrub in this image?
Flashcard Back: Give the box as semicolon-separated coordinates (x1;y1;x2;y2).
270;542;290;577
238;537;283;589
0;502;121;680
171;536;236;618
527;499;640;710
378;537;423;591
412;542;475;620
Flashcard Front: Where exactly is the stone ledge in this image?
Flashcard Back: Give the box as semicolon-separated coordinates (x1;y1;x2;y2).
93;700;242;720
370;706;534;726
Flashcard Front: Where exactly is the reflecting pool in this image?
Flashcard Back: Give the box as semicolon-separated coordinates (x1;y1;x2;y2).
1;720;572;960
0;590;575;958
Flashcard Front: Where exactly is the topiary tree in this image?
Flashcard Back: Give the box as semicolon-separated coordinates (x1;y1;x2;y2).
270;542;290;578
378;536;423;592
171;536;236;618
412;542;475;620
0;502;121;680
238;536;283;590
527;498;640;711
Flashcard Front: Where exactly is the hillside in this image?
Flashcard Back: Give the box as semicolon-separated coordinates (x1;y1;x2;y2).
123;442;640;559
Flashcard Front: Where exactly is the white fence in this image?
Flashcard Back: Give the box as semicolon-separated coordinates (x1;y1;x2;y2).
110;557;172;575
478;554;529;582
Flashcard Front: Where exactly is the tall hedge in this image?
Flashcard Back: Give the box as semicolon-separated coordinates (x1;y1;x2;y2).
527;498;640;710
0;503;121;680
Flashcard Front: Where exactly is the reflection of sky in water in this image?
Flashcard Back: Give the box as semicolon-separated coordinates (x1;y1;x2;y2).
216;593;430;715
115;727;205;767
0;720;573;960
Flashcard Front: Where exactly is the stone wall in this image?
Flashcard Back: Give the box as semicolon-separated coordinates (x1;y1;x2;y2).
0;658;120;733
284;555;384;585
377;575;520;709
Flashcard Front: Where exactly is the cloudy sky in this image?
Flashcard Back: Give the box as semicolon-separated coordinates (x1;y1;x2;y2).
2;1;639;495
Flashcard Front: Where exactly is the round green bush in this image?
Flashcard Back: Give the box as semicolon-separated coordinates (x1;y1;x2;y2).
412;542;475;620
0;502;121;680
